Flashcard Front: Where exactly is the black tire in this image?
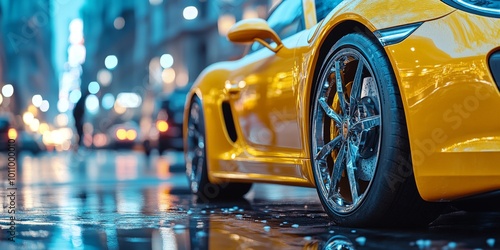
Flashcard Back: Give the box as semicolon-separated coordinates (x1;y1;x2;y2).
185;96;252;200
310;33;443;227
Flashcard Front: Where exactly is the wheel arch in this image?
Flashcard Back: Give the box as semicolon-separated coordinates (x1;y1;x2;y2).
310;20;381;96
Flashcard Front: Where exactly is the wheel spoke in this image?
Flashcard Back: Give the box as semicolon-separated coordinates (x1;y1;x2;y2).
334;61;347;115
346;140;360;204
315;135;342;161
319;97;342;125
350;60;364;115
327;143;346;199
352;115;380;133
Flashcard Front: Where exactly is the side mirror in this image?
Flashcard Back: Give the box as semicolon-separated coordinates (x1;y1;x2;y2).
227;18;283;53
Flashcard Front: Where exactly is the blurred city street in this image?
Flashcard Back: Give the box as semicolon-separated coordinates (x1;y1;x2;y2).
0;150;498;249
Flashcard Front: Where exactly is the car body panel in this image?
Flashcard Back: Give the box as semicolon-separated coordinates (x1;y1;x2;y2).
184;0;500;201
385;10;500;201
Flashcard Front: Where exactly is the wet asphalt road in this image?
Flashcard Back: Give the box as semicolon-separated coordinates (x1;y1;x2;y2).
0;150;499;249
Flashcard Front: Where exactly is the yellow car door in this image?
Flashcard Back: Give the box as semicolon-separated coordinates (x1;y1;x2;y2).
226;0;309;158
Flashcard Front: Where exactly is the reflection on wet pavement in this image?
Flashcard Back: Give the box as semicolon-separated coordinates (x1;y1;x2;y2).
0;150;499;249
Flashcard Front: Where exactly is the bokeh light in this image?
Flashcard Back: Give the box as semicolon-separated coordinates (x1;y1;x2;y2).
218;15;236;36
156;120;169;132
183;6;198;20
8;128;17;140
114;17;125;30
116;93;142;108
39;123;50;134
162;68;176;84
68;44;86;66
126;130;137;140
116;129;127;140
32;94;43;107
55;114;69;127
97;69;112;86
93;133;108;147
69;18;83;33
69;89;82;103
88;81;100;94
2;84;14;97
29;118;40;132
160;54;174;69
114;102;126;114
23;112;34;124
57;99;69;113
40;100;50;112
102;93;115;110
28;105;38;116
85;94;100;114
105;55;118;70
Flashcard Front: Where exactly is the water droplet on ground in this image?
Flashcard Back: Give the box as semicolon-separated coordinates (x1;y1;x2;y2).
447;241;457;249
356;236;366;246
487;238;495;247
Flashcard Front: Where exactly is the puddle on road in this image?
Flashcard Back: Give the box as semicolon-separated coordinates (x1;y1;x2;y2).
0;151;499;249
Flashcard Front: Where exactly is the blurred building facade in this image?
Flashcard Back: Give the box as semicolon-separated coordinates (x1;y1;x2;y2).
79;0;270;136
0;0;58;126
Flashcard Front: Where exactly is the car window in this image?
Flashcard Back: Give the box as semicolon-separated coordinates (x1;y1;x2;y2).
315;0;344;22
249;0;304;53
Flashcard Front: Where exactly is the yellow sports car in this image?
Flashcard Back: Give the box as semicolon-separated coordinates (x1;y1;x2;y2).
184;0;500;227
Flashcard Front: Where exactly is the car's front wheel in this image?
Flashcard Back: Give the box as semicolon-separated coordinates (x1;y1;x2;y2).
310;33;441;227
186;96;252;200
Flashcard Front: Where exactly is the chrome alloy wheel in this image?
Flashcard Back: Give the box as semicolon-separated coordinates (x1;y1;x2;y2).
312;48;382;214
186;101;205;194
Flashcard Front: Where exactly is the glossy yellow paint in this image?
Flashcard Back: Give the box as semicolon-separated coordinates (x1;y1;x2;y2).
184;0;500;201
385;10;500;201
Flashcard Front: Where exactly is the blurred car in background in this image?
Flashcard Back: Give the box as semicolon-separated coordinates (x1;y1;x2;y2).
0;115;45;154
0;116;17;152
107;121;140;150
18;130;46;154
156;87;189;154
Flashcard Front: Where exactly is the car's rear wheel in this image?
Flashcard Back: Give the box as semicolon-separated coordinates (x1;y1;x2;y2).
311;33;442;227
186;96;252;200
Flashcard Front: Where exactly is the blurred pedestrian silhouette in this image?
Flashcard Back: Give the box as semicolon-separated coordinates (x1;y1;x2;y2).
73;92;87;152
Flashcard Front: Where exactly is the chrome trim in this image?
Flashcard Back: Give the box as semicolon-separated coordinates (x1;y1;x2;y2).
374;22;422;46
